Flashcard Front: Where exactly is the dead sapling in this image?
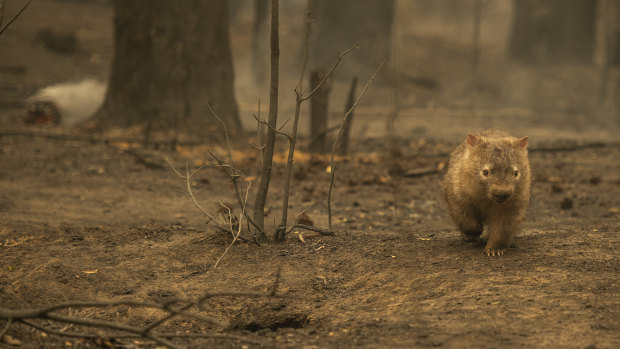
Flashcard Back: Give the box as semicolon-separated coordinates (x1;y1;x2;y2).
205;101;265;243
166;159;252;244
328;60;385;232
273;0;358;241
252;0;280;238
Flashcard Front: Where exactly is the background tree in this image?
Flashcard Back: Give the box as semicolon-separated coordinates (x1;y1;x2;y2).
311;0;394;77
509;0;597;63
96;0;241;130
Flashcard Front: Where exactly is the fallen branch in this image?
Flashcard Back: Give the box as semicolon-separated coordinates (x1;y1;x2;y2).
286;224;333;236
17;320;266;346
0;271;287;347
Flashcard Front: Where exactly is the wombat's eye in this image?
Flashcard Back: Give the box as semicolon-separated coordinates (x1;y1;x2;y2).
482;169;489;176
514;170;519;177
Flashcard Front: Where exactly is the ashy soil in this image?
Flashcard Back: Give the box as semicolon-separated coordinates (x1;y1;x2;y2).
1;0;619;348
0;130;619;348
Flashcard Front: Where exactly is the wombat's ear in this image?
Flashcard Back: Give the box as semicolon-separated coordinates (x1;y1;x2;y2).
516;136;528;148
466;133;480;147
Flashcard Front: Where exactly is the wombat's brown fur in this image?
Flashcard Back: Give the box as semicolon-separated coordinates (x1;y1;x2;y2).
441;130;531;256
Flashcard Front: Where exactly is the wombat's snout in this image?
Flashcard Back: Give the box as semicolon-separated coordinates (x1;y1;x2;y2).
491;187;513;203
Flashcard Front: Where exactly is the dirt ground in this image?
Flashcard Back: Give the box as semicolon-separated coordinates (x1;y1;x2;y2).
1;1;619;348
0;127;619;349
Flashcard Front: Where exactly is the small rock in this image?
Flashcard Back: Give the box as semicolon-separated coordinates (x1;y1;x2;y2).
550;183;563;194
560;197;573;210
589;176;601;185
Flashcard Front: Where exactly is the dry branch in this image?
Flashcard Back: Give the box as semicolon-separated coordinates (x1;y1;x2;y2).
211;182;252;269
328;60;385;231
0;272;287;347
0;0;31;37
403;166;440;178
165;159;252;243
205;102;265;239
276;41;358;241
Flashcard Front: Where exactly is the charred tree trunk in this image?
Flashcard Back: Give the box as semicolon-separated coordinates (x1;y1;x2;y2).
509;0;596;64
338;76;357;155
97;0;241;131
252;0;279;236
308;69;329;153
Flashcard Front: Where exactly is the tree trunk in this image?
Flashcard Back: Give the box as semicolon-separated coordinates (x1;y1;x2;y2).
509;0;597;64
311;0;394;78
97;0;241;131
252;0;269;85
308;69;329;153
252;0;279;237
338;76;357;156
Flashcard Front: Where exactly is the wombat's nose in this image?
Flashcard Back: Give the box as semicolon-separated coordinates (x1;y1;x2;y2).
493;192;511;203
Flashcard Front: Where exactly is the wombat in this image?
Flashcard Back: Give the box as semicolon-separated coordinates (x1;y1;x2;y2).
441;129;531;256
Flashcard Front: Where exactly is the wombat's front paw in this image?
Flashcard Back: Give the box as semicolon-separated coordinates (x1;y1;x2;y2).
484;246;505;256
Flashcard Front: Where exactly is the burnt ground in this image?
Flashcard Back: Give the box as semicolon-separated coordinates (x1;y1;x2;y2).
1;0;619;348
0;129;619;349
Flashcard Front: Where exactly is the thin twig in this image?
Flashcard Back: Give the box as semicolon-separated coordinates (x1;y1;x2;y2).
46;314;177;348
141;271;288;333
20;320;266;345
252;113;291;140
212;182;252;269
0;318;11;337
254;99;265;173
19;319;98;339
276;37;358;240
328;60;385;231
205;101;265;238
165;158;251;243
0;0;31;37
2;276;289;347
299;43;358;102
0;300;225;328
285;224;334;236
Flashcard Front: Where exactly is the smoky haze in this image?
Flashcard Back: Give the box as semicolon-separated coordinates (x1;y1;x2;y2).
231;0;618;143
0;0;617;143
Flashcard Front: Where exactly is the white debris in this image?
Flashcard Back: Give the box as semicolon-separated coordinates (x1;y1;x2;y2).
28;78;107;126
